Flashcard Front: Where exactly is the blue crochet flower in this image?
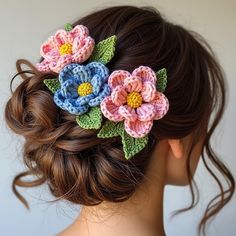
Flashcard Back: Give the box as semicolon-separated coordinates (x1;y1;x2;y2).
54;62;111;115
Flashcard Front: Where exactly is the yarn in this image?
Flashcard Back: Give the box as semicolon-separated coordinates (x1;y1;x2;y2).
53;62;110;115
126;91;142;108
77;82;93;96
40;23;170;159
121;129;148;159
64;23;73;32
100;65;169;138
156;68;168;93
76;107;102;129
36;25;95;73
97;120;148;159
43;79;61;93
59;43;73;55
97;120;124;138
89;35;117;64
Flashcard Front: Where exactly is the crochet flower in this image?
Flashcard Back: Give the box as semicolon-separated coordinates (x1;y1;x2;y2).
100;66;169;138
36;25;95;73
54;62;111;115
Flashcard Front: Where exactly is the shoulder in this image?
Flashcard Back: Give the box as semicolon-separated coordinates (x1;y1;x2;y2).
55;223;86;236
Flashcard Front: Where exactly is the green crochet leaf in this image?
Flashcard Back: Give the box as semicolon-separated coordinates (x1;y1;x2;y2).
43;79;61;93
64;23;73;31
121;131;149;160
97;121;124;138
89;35;117;64
76;107;102;129
156;68;167;93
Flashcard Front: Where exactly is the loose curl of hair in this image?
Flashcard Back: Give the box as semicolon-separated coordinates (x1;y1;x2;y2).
4;5;235;236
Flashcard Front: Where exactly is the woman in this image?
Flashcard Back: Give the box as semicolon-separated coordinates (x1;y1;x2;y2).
4;5;235;236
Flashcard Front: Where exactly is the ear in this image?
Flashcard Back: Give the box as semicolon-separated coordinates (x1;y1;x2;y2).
167;139;184;159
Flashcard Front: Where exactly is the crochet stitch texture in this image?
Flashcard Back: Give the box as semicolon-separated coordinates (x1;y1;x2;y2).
100;66;169;138
54;62;111;115
39;23;170;159
36;25;95;73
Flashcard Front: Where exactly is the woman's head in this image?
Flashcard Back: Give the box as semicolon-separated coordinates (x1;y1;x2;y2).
4;5;234;236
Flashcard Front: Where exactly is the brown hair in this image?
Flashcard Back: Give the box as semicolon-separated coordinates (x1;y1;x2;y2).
4;5;234;236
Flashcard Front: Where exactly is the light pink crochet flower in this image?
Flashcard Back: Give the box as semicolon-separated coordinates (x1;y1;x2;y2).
100;66;169;138
36;25;95;73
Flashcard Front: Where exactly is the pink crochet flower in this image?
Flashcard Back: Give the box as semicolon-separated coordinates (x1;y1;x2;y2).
36;25;95;73
100;66;169;138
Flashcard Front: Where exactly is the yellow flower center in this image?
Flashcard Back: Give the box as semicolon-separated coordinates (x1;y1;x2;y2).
77;82;93;96
127;91;142;108
59;43;73;55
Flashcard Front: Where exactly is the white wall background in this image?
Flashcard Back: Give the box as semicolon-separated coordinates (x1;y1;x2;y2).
0;0;235;235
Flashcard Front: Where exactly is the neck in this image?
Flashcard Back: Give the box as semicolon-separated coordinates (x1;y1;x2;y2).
70;140;169;236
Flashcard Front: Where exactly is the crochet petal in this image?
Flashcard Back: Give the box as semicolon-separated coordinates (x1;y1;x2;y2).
76;93;95;106
71;36;95;63
59;64;91;83
60;79;79;99
100;96;123;122
132;66;157;84
72;64;92;83
64;98;89;115
123;75;142;93
151;92;169;120
141;81;157;102
124;119;153;138
59;63;79;82
70;25;89;39
54;29;73;45
54;91;89;115
88;84;111;107
85;62;109;83
49;54;73;73
136;104;156;121
36;59;50;72
111;85;127;106
40;41;60;61
118;105;137;122
91;74;102;95
54;91;88;115
72;37;83;53
108;70;131;89
54;90;66;109
45;35;59;49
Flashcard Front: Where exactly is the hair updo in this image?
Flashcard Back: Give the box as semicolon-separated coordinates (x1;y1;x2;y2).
4;5;234;236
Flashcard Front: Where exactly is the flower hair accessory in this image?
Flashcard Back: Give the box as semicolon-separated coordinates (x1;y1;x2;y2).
36;24;95;73
38;23;169;159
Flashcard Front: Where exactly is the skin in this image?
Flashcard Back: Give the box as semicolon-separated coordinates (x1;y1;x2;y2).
56;130;206;236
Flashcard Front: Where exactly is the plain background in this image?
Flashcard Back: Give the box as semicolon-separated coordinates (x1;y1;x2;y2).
0;0;235;236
